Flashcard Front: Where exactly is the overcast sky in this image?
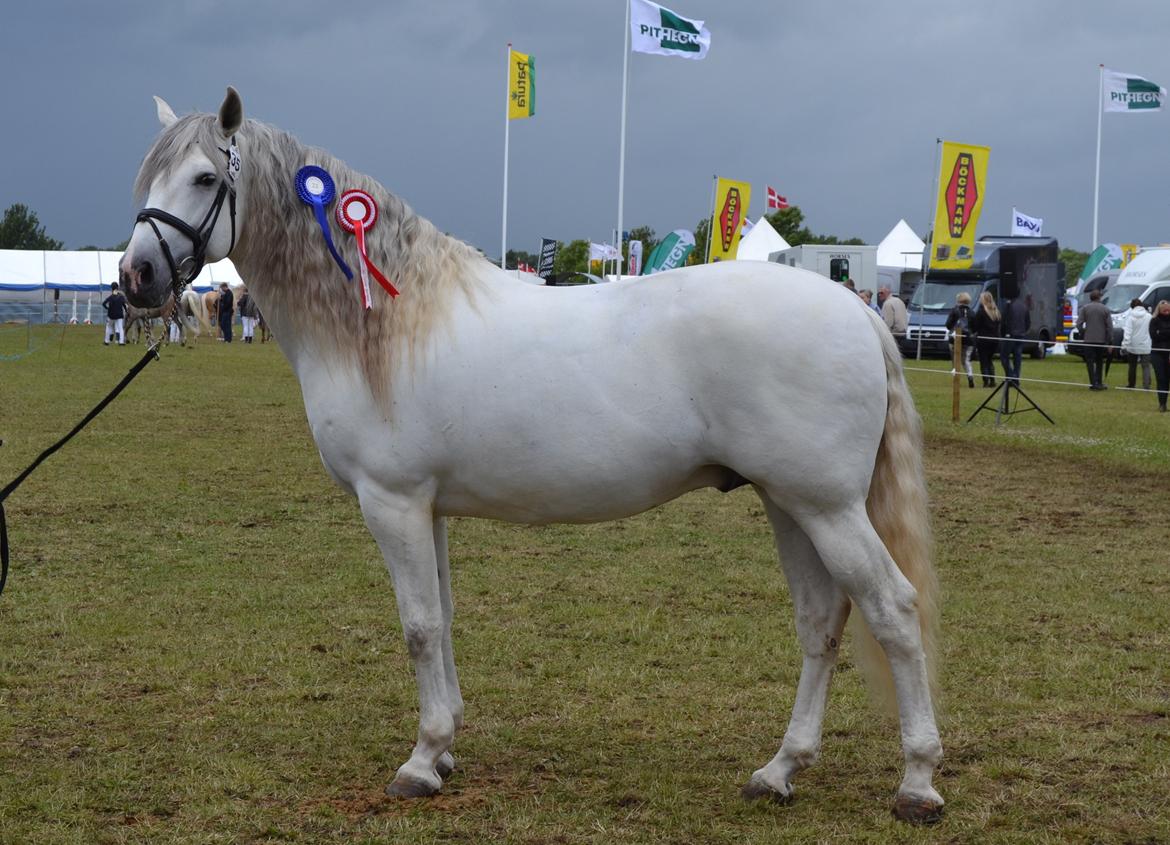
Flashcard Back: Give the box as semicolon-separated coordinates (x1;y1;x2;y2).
3;0;1170;257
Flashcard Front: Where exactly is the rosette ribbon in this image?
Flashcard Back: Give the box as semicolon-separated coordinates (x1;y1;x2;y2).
295;165;353;281
336;189;399;308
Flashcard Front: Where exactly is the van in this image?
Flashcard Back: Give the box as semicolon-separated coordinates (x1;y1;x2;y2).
1067;248;1170;354
904;236;1065;358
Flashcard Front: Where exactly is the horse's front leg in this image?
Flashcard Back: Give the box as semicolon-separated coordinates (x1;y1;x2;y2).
358;487;454;797
433;515;463;779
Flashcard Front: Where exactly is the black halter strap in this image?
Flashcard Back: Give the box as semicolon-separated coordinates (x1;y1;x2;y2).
135;138;238;298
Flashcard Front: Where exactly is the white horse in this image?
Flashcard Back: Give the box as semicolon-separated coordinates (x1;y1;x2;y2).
172;285;209;346
119;88;944;823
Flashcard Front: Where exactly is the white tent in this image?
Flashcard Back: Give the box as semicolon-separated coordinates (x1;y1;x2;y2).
735;216;790;261
0;249;242;292
876;219;924;270
0;249;244;324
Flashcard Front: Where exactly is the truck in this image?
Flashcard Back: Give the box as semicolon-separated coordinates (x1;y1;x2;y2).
903;235;1066;359
767;244;878;294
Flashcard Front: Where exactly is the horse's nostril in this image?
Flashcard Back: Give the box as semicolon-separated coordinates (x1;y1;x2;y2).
135;260;154;288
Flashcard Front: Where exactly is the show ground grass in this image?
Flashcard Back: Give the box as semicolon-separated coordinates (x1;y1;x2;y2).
0;326;1167;844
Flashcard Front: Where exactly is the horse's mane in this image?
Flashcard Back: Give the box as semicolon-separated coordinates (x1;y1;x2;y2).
135;113;487;403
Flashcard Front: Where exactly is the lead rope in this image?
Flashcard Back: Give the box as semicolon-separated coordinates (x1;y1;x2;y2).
0;340;163;597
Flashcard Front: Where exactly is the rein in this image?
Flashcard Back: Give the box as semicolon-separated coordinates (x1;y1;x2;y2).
0;343;161;597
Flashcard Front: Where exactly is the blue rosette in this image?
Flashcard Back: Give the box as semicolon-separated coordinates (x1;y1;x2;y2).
295;165;353;280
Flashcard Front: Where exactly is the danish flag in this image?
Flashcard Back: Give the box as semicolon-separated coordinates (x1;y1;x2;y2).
767;186;789;210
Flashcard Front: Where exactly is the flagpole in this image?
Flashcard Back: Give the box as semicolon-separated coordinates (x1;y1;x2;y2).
501;43;512;269
616;0;631;274
1092;63;1103;249
705;175;717;263
918;138;942;361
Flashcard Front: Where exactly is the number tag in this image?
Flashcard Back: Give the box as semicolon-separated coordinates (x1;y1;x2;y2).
227;140;241;183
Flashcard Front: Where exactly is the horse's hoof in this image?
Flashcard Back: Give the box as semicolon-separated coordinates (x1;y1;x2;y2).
436;752;456;779
385;774;440;799
892;793;944;825
741;773;793;805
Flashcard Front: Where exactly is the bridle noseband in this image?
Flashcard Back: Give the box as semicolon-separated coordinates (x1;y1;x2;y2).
135;136;239;299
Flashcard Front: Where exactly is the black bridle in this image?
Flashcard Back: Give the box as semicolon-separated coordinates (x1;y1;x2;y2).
135;138;239;298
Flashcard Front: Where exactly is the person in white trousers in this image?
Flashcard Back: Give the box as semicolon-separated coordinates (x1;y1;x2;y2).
102;282;127;346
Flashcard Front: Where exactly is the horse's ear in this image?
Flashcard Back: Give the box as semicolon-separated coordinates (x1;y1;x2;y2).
154;95;178;128
218;86;244;138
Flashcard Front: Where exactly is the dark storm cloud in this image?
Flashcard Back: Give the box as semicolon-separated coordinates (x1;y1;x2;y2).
3;0;1170;255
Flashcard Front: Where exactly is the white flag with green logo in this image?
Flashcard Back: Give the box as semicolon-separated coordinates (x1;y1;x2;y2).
1103;68;1166;112
630;0;710;60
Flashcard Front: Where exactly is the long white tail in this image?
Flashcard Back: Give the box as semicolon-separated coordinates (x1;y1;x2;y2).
852;310;939;709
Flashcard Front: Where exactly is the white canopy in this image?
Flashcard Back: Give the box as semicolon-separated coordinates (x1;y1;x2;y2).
735;216;790;261
876;219;924;270
0;249;242;292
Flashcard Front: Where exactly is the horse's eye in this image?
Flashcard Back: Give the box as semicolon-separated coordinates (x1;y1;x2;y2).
195;173;218;187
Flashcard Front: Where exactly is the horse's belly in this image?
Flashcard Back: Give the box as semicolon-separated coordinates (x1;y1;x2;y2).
433;458;728;524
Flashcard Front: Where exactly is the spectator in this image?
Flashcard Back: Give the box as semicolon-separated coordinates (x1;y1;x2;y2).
218;282;235;343
945;291;975;388
102;282;127;346
970;291;1002;387
879;285;907;339
1000;296;1030;385
1077;289;1112;390
859;289;874;308
1121;298;1152;392
238;285;260;344
1148;300;1170;411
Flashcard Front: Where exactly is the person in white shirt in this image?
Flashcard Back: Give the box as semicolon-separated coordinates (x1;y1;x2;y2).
1122;298;1153;391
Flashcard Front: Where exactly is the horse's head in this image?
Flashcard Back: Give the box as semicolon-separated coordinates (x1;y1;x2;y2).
120;88;246;308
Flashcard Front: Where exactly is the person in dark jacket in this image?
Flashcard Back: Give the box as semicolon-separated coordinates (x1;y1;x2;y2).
970;291;1002;387
217;282;235;343
999;296;1031;385
237;285;260;344
945;291;975;388
102;282;128;346
1148;300;1170;411
1077;289;1113;390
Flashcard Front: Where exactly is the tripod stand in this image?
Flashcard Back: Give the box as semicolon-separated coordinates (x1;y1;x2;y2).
966;376;1054;425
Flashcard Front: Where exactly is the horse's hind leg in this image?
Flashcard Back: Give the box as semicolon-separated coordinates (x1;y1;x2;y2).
432;516;463;778
358;487;456;797
743;495;850;804
794;503;943;822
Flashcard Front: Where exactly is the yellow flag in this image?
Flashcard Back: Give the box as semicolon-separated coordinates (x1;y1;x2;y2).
709;177;751;262
929;141;990;270
508;50;535;120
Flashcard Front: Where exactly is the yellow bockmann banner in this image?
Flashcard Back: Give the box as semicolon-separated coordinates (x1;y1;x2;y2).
930;141;990;270
508;50;535;120
708;177;751;262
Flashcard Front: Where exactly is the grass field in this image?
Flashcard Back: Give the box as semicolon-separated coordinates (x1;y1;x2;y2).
1;325;1168;844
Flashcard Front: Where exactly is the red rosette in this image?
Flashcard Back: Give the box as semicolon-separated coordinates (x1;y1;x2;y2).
335;189;399;305
336;190;378;233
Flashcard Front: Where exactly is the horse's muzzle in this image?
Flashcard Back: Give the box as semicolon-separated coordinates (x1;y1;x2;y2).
119;258;170;309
